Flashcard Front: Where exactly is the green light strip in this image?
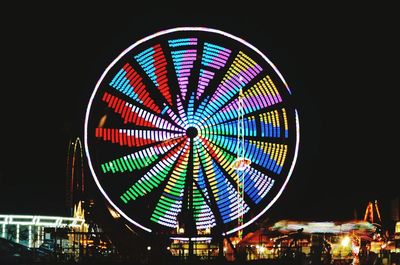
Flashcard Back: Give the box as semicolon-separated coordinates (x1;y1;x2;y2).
151;143;189;225
102;153;159;174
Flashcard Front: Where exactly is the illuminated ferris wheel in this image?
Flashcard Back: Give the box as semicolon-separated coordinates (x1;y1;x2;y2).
84;27;300;236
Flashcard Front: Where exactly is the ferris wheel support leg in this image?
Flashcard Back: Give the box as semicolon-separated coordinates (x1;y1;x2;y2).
186;138;195;262
218;237;224;258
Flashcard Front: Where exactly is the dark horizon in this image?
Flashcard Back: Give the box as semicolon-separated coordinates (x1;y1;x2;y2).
0;5;398;232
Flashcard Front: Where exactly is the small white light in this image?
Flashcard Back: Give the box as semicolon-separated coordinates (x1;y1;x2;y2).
341;236;350;247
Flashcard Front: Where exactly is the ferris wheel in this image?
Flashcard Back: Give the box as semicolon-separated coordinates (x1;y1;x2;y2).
84;27;300;236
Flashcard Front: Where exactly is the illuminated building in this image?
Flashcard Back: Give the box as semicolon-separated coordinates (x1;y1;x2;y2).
0;214;84;248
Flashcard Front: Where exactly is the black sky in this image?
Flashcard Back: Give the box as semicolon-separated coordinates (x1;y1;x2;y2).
0;4;398;224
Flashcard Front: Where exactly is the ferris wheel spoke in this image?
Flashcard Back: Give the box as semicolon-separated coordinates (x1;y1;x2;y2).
161;104;187;130
95;128;185;148
195;136;236;177
120;139;189;205
197;136;251;199
195;139;250;224
168;38;198;101
192;141;217;229
200;42;232;71
243;75;283;109
196;138;251;211
134;44;173;106
186;93;195;128
201;117;258;138
192;183;216;229
196;51;263;125
195;42;232;100
201;108;290;139
175;94;189;128
193;141;211;201
150;139;191;228
201;75;284;127
245;139;288;175
258;109;289;139
196;136;257;210
201;133;287;176
101;92;184;131
192;95;210;128
100;137;185;174
240;166;275;205
197;135;275;206
196;70;214;100
108;62;161;113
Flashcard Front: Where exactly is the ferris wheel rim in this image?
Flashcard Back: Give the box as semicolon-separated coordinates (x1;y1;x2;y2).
84;27;300;234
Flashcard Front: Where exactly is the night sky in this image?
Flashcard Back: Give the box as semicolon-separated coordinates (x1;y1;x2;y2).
0;4;398;227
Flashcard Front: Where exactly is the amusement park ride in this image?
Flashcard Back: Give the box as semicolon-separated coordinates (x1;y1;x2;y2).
83;27;300;260
234;86;250;241
66;137;85;217
64;137;117;259
363;200;382;225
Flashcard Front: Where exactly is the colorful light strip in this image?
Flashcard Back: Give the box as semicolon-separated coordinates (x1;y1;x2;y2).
101;92;183;131
196;137;249;223
193;143;216;229
202;76;283;128
196;51;262;126
109;63;161;113
170;42;197;100
168;38;197;47
134;44;173;106
101;137;184;174
151;140;190;227
196;69;215;100
95;128;184;148
201;42;231;70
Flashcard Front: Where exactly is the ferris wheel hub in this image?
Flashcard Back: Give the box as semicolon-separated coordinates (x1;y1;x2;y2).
186;126;198;138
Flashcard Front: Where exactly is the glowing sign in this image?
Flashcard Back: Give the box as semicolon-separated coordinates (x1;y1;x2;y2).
84;27;299;234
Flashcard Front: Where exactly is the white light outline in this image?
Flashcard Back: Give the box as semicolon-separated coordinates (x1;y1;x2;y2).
84;27;300;234
170;236;212;242
0;214;84;228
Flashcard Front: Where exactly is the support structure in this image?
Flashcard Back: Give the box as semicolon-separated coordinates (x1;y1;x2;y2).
66;137;85;217
363;200;382;224
236;88;245;240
